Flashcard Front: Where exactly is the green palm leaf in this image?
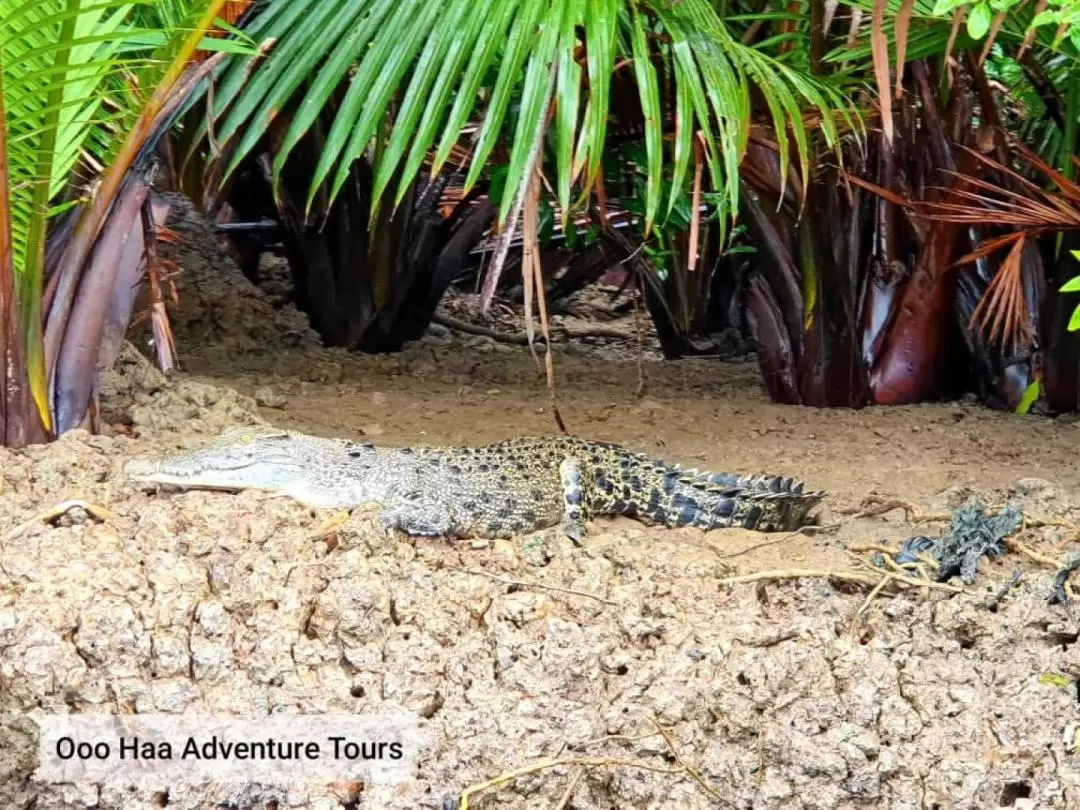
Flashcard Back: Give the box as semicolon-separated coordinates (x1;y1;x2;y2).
205;0;849;235
2;0;249;431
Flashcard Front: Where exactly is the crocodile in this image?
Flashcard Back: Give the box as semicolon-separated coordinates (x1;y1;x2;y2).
124;427;824;541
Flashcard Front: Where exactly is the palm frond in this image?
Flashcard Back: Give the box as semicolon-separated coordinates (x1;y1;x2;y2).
1;0;159;426
204;0;855;241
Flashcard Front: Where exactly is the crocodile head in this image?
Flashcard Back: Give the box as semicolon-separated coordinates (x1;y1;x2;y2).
123;427;379;507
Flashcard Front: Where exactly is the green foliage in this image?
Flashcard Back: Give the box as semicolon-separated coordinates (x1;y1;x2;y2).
0;0;252;431
925;0;1080;50
203;0;853;239
2;1;247;278
1015;380;1041;414
1062;251;1080;332
2;0;164;423
1038;672;1074;689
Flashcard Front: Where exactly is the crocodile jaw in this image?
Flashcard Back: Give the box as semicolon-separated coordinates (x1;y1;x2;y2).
123;455;376;509
123;456;305;496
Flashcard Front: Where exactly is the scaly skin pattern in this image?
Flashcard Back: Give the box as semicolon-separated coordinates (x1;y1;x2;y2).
124;427;825;541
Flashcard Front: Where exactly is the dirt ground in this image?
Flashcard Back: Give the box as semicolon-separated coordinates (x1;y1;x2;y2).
2;195;1080;809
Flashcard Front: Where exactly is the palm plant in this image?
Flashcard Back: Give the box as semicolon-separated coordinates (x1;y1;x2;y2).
721;1;1080;410
0;0;253;446
180;0;856;338
6;0;1069;443
825;0;1080;411
220;0;856;222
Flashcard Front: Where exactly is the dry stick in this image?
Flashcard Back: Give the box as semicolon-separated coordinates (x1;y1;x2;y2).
553;767;586;810
479;62;557;312
521;162;541;370
458;756;689;810
717;568;965;594
686;138;704;275
712;526;817;561
858;574;894;616
632;277;647;398
1006;538;1068;570
576;730;662;749
450;566;618;606
458;719;728;810
526;169;567;433
720;568;883;588
844;497;924;522
847;542;907;556
648;716;728;806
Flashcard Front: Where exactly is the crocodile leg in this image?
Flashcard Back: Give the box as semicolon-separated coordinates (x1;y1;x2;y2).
558;457;587;545
377;497;455;537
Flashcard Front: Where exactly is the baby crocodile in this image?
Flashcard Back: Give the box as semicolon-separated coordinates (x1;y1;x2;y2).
124;427;824;541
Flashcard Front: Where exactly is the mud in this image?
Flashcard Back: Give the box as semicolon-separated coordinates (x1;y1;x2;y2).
2;195;1079;809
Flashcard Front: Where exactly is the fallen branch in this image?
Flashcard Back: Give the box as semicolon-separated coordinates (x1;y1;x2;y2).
434;313;532;344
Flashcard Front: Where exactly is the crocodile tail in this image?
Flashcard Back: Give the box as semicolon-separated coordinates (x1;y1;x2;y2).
668;486;824;532
732;489;825;531
674;467;810;497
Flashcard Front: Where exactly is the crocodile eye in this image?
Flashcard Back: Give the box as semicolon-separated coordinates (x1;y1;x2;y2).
240;433;254;443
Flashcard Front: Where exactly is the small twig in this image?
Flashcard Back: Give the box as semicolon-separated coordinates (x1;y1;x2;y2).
574;730;662;749
450;566;618;606
649;716;729;806
553;767;586;810
458;756;690;810
845;497;925;522
857;574;893;616
3;499;117;542
458;716;729;810
718;568;965;594
1021;513;1080;532
1006;538;1065;569
846;546;941;570
713;527;815;561
721;568;881;588
879;554;924;576
847;543;902;555
985;570;1023;611
632;277;647;398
